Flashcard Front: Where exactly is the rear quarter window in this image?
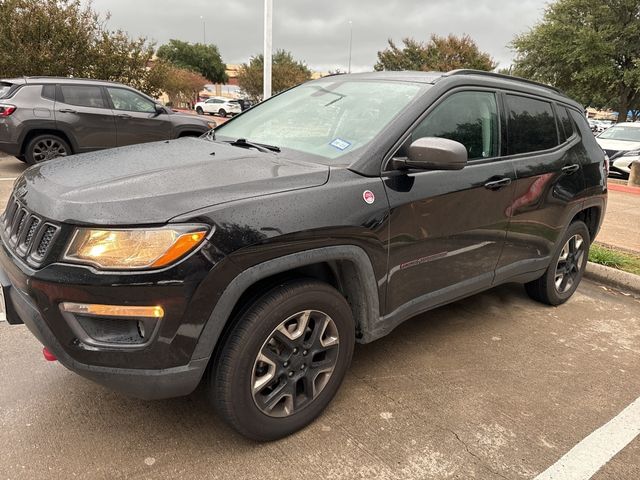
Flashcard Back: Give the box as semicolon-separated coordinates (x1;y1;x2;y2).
506;94;559;155
557;106;574;142
0;82;15;99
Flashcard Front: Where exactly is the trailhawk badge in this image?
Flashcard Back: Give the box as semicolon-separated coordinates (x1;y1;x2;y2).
362;190;375;204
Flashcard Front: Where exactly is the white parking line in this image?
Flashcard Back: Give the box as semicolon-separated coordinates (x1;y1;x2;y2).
534;396;640;480
0;177;17;181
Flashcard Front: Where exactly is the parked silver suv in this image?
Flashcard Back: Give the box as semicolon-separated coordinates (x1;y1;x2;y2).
0;77;216;164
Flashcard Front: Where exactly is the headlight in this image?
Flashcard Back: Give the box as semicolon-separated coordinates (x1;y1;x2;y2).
63;226;209;270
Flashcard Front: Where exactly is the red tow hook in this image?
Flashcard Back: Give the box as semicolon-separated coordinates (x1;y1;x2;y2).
42;347;57;362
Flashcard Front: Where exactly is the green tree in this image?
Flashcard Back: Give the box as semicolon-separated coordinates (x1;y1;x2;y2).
156;39;227;84
511;0;640;122
237;50;312;102
147;61;207;107
0;0;158;94
374;35;497;72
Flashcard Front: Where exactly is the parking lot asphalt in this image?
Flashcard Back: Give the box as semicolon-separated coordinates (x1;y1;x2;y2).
0;154;639;479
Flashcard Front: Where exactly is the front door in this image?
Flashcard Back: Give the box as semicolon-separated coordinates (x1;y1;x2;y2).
383;89;516;319
55;84;117;152
105;87;172;146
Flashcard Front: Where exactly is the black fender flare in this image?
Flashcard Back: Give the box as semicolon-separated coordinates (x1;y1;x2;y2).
191;245;381;362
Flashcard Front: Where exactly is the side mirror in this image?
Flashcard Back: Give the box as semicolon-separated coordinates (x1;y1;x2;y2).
154;103;166;115
393;137;468;171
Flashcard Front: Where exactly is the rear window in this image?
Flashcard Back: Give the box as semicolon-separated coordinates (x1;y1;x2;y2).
59;85;106;108
0;82;14;99
506;94;559;155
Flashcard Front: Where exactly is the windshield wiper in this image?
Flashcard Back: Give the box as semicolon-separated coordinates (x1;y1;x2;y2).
224;138;281;153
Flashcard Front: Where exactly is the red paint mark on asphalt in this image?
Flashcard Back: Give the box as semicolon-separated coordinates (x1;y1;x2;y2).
608;183;640;195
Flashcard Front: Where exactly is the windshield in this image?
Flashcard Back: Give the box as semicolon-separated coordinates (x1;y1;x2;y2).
214;80;424;159
0;82;13;99
598;125;640;142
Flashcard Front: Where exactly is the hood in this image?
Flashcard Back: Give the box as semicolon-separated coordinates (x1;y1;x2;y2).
16;137;329;225
596;137;640;153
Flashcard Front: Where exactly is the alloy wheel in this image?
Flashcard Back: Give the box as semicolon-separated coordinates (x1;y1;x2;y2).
32;138;68;162
554;233;585;294
251;309;340;418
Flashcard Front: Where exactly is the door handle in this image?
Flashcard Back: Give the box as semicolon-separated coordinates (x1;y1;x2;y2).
561;164;580;174
58;108;77;113
484;177;512;190
117;113;132;119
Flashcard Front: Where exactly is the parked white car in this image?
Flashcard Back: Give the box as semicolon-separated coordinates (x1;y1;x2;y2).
596;122;640;178
194;97;242;117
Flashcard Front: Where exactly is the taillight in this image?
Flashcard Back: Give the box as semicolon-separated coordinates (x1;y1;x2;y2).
0;104;16;117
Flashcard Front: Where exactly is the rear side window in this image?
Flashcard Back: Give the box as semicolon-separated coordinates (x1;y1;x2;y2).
60;85;106;108
557;106;574;142
410;90;499;160
506;95;558;155
41;85;56;101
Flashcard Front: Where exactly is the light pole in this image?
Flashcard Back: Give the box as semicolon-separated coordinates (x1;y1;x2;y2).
200;16;206;44
348;20;353;74
263;0;273;100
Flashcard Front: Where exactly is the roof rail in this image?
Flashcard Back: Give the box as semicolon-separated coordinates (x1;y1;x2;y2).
445;69;566;96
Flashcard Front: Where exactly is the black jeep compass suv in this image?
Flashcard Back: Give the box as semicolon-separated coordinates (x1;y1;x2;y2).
0;70;607;440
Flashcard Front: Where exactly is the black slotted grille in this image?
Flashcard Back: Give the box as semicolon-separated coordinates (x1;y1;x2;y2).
1;195;61;265
37;225;57;257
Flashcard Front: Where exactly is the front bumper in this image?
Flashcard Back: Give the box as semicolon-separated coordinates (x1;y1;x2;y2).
0;238;227;400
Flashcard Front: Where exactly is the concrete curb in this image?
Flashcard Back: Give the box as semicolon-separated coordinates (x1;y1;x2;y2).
585;261;640;296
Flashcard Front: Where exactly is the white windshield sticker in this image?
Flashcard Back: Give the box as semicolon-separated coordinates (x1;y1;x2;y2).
330;138;351;151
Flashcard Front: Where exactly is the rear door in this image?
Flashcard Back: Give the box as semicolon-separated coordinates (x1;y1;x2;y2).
494;94;585;282
55;84;117;151
105;87;172;146
383;89;516;316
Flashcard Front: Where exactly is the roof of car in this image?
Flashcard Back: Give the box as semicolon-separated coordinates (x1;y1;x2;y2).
0;76;130;87
317;69;581;109
611;122;640;127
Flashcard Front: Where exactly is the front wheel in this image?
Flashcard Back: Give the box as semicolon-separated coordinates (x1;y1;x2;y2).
210;280;355;441
218;108;227;117
195;106;204;115
525;220;590;305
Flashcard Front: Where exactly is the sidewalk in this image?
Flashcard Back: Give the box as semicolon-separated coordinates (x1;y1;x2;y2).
596;184;640;254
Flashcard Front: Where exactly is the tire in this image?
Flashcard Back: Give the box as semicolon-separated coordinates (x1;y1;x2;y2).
24;134;72;165
196;107;204;115
525;220;590;306
218;108;227;117
210;279;355;441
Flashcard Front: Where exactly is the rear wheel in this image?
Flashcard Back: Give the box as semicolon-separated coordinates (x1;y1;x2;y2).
210;280;355;441
525;221;590;305
25;134;71;165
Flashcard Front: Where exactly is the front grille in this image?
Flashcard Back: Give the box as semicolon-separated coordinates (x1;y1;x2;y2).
1;195;61;266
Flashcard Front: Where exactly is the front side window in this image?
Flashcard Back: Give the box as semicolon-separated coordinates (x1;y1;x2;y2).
60;85;106;108
214;80;424;159
107;88;155;113
409;91;499;160
506;95;558;155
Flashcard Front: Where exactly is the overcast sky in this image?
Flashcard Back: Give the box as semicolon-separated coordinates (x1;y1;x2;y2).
91;0;549;72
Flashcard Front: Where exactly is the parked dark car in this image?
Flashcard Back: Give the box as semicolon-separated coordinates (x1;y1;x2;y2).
0;70;607;441
0;77;216;164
